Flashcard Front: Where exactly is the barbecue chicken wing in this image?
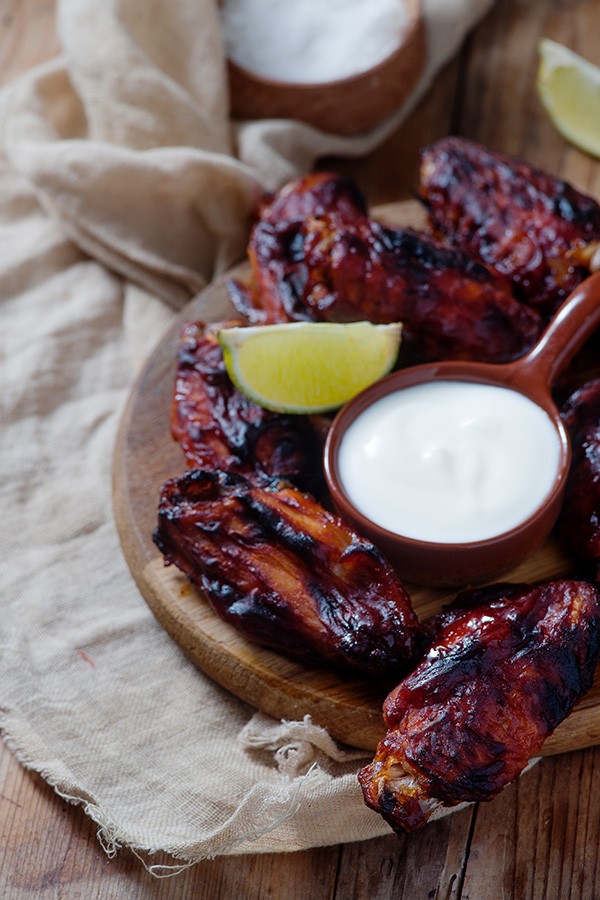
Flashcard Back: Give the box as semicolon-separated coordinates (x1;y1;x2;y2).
420;136;600;314
257;170;368;224
229;173;542;363
359;579;600;832
171;321;325;496
227;171;367;324
153;469;421;676
559;379;600;568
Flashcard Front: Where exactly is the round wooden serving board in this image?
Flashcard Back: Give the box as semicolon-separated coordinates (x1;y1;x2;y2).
113;201;600;754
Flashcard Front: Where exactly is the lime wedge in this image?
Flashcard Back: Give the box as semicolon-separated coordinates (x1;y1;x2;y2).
538;39;600;158
218;321;402;414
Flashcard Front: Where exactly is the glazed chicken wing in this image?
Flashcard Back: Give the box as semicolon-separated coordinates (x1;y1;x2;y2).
256;170;368;225
358;579;600;832
153;469;421;676
227;171;367;324
171;321;325;496
420;136;600;313
229;173;542;363
558;379;600;567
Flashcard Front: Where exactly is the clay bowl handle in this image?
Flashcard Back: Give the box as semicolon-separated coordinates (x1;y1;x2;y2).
501;271;600;405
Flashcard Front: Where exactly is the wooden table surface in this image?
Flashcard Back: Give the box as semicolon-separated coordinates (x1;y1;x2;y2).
2;1;600;897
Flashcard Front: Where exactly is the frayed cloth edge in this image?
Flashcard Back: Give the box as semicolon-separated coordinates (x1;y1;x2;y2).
0;721;337;876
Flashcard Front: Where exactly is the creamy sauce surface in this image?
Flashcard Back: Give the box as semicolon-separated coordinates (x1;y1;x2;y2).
337;381;562;544
220;0;408;83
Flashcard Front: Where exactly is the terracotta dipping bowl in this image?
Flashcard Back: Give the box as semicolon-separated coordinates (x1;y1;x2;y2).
324;273;600;587
226;0;426;135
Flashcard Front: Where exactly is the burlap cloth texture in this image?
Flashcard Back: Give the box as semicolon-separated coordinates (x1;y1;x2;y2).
0;0;495;869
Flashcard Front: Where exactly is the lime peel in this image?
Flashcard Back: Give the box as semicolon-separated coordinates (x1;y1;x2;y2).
218;321;402;414
537;38;600;159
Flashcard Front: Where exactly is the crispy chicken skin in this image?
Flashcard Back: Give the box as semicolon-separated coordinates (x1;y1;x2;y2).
359;580;600;832
153;469;421;676
229;173;542;363
227;171;367;325
170;321;325;497
559;379;600;566
420;136;600;313
256;170;368;225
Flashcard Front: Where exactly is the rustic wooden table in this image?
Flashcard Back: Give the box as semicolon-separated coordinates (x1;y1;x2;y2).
2;0;600;897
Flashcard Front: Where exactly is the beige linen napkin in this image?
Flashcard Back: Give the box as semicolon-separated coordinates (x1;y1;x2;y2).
0;0;494;868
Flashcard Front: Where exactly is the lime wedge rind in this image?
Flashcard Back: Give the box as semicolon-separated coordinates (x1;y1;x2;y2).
218;321;402;414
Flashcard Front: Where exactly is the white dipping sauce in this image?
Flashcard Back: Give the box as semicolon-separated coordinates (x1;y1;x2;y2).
220;0;408;84
337;381;562;544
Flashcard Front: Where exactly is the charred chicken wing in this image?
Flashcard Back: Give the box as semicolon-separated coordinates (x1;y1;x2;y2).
153;469;421;676
227;171;367;323
257;170;368;225
359;579;600;832
171;321;325;496
420;136;600;313
559;379;600;567
229;173;542;363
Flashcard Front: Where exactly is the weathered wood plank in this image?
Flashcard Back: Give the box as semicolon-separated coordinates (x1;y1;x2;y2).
462;749;600;900
333;808;475;900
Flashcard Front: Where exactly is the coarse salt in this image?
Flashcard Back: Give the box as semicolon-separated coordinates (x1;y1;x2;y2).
220;0;410;84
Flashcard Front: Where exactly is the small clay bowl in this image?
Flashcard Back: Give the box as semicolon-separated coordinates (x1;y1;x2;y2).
226;0;426;135
324;272;600;586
